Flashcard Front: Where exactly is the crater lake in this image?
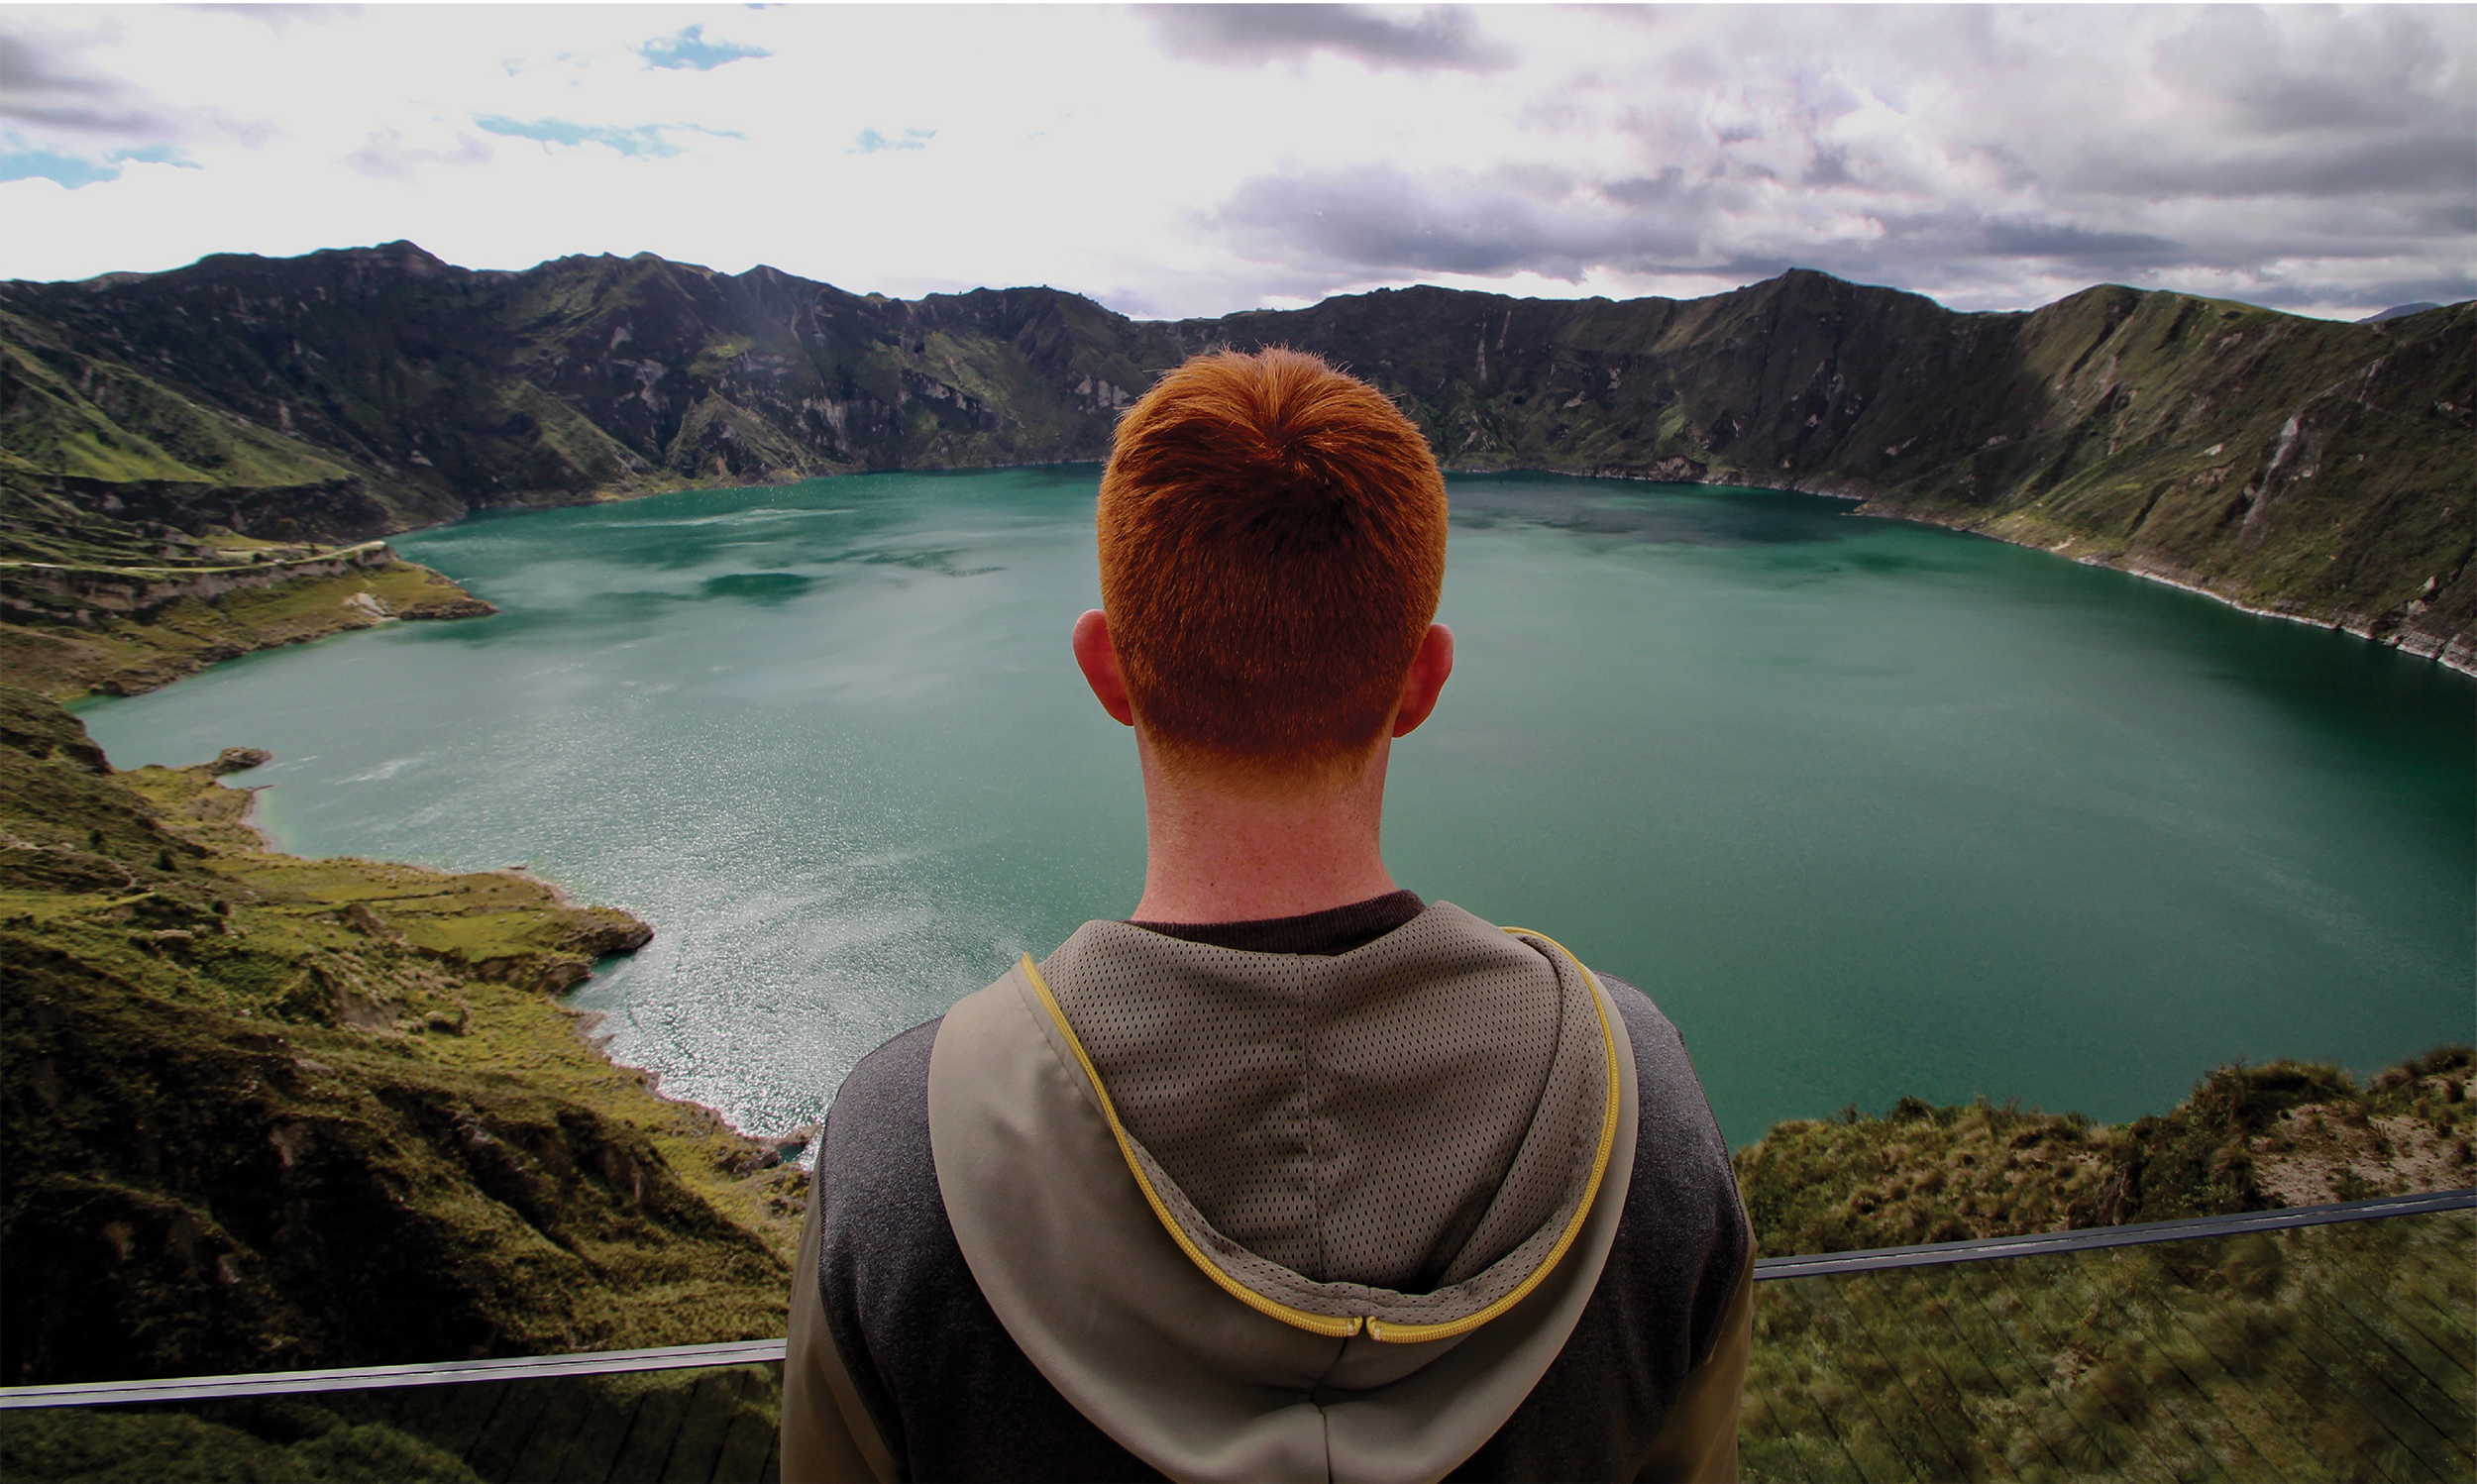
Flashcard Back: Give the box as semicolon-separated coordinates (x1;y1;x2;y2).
76;469;2476;1147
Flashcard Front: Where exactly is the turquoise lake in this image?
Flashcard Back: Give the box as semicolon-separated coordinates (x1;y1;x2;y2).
76;469;2476;1147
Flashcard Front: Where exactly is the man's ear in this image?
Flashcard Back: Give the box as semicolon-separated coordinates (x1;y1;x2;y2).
1073;609;1136;727
1391;623;1454;737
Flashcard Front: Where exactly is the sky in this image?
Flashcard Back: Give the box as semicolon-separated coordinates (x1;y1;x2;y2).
2;3;2470;322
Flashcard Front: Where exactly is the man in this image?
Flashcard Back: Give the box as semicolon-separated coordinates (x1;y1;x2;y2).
783;349;1752;1483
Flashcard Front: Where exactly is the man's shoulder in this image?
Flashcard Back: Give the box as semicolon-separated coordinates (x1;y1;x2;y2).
838;1013;942;1111
1449;964;1749;1476
1584;966;1746;1344
1589;969;1728;1138
817;1014;944;1212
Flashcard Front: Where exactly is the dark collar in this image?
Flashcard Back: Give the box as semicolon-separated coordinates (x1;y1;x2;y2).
1127;889;1426;956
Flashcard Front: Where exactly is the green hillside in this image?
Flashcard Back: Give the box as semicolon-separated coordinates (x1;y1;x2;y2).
1735;1053;2474;1258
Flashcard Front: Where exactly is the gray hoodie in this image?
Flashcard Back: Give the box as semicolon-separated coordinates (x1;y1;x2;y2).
783;901;1752;1483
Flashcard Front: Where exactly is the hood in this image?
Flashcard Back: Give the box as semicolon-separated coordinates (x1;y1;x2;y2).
926;902;1638;1484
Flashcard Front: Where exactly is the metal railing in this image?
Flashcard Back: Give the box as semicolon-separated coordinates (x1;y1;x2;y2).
5;1189;2466;1413
1752;1187;2473;1279
0;1339;791;1411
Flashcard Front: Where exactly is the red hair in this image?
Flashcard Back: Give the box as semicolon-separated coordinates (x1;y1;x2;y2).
1097;348;1448;778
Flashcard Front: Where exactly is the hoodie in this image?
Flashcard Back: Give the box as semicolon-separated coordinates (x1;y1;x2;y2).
783;901;1752;1483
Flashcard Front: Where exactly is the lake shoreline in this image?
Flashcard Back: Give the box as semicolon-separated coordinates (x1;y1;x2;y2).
1433;462;2476;678
1840;492;2477;679
18;545;773;1150
236;773;731;1143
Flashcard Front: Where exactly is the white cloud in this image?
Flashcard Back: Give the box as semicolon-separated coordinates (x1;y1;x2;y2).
0;4;2466;320
1140;4;1516;73
634;23;768;73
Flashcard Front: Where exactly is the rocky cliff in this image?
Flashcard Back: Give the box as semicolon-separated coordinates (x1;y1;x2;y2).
1179;275;2476;669
4;244;2468;666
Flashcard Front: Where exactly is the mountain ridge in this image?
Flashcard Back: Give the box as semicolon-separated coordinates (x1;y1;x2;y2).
4;243;2469;671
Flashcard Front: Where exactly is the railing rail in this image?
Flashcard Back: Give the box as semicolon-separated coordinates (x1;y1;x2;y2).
0;1339;791;1410
1751;1185;2474;1279
4;1188;2468;1411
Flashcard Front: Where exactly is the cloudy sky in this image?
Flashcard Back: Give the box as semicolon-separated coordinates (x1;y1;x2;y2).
2;4;2469;321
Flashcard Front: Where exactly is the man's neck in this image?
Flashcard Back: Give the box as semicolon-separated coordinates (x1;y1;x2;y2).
1129;734;1398;923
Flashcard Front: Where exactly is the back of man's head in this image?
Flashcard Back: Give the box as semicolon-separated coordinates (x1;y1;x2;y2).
1098;348;1449;785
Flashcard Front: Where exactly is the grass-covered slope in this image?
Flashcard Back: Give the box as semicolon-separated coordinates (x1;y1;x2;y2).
0;1399;486;1483
1735;1052;2476;1257
0;688;805;1386
0;288;411;534
1744;1207;2472;1483
4;246;2467;665
0;538;492;701
1734;1051;2477;1481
